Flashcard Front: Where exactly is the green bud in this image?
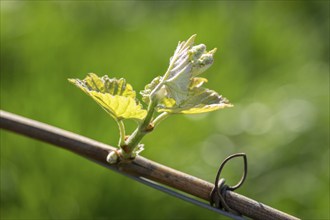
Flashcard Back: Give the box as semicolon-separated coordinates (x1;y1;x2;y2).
189;44;206;61
191;52;215;76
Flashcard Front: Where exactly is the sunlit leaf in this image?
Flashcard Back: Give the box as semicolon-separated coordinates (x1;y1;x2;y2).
163;35;196;104
70;73;136;98
69;73;147;121
156;87;233;114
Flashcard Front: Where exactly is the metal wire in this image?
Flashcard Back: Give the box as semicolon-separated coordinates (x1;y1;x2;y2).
210;153;248;216
136;177;247;220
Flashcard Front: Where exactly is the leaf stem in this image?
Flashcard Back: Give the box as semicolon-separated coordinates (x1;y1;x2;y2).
117;120;126;147
152;112;169;128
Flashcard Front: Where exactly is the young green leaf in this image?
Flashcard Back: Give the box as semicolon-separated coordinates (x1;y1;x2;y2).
69;73;147;121
141;34;232;115
156;87;232;114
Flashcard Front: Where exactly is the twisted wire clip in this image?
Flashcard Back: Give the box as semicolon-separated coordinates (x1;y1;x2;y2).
210;153;248;216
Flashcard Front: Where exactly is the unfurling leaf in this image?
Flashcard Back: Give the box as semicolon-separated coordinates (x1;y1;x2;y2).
69;73;147;121
140;34;232;114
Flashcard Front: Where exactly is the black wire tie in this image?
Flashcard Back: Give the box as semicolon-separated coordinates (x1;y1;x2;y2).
210;153;248;216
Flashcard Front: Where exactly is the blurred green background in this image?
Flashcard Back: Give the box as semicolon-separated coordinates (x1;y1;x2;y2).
1;1;329;220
